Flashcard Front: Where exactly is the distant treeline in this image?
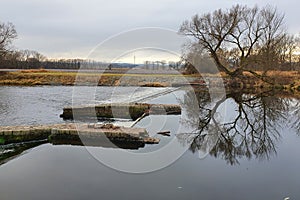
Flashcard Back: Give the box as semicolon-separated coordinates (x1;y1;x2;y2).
0;58;81;69
0;56;142;70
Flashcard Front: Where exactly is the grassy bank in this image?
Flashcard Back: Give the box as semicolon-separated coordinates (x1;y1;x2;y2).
221;70;300;91
0;69;299;91
0;69;197;87
0;70;77;86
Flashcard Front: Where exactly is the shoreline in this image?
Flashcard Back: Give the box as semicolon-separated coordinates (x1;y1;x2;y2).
0;69;299;91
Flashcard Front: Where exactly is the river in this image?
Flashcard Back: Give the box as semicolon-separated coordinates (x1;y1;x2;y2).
0;86;299;200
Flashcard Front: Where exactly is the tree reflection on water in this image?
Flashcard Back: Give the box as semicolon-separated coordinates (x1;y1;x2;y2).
179;88;300;165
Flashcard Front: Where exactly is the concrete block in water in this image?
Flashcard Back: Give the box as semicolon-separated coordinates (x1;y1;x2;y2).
60;103;181;120
0;123;160;146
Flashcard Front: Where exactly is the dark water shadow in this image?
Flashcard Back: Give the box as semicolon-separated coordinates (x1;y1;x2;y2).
0;140;48;165
0;135;147;166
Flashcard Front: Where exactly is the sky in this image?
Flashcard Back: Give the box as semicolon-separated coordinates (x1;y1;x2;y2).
1;0;300;61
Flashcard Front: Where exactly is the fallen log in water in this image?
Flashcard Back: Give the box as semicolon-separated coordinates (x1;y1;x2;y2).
0;123;159;147
60;103;181;120
157;130;171;136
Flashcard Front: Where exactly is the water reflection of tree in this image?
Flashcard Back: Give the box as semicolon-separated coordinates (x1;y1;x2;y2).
179;88;297;165
291;100;300;133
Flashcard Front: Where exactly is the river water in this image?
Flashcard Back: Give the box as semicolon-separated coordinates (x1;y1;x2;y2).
0;86;299;200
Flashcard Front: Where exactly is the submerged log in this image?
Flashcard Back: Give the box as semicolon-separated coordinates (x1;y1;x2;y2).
0;123;159;147
60;103;181;120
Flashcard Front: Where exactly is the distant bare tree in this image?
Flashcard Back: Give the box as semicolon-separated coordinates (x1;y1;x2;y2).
278;34;299;69
182;42;218;74
0;22;17;57
160;60;166;69
32;51;46;62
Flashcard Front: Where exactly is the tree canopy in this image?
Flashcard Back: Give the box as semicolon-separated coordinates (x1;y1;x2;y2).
179;5;296;78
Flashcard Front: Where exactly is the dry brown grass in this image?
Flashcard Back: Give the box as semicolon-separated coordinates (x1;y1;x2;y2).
264;70;299;77
242;70;299;77
0;71;76;86
139;82;168;87
0;70;299;90
20;68;51;73
210;70;300;91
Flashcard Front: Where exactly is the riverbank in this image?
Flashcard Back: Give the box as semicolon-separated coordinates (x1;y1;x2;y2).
0;69;299;91
0;69;197;87
223;70;300;91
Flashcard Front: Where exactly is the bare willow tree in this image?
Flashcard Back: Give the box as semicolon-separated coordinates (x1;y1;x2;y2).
0;22;17;57
179;5;286;79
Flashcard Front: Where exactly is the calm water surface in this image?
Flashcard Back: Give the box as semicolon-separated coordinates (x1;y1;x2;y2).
0;86;299;200
0;86;172;126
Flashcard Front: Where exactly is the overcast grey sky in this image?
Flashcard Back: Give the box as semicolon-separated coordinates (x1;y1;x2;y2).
1;0;299;59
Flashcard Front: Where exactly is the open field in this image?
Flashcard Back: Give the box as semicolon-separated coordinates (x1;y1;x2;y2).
0;69;299;91
0;69;198;86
